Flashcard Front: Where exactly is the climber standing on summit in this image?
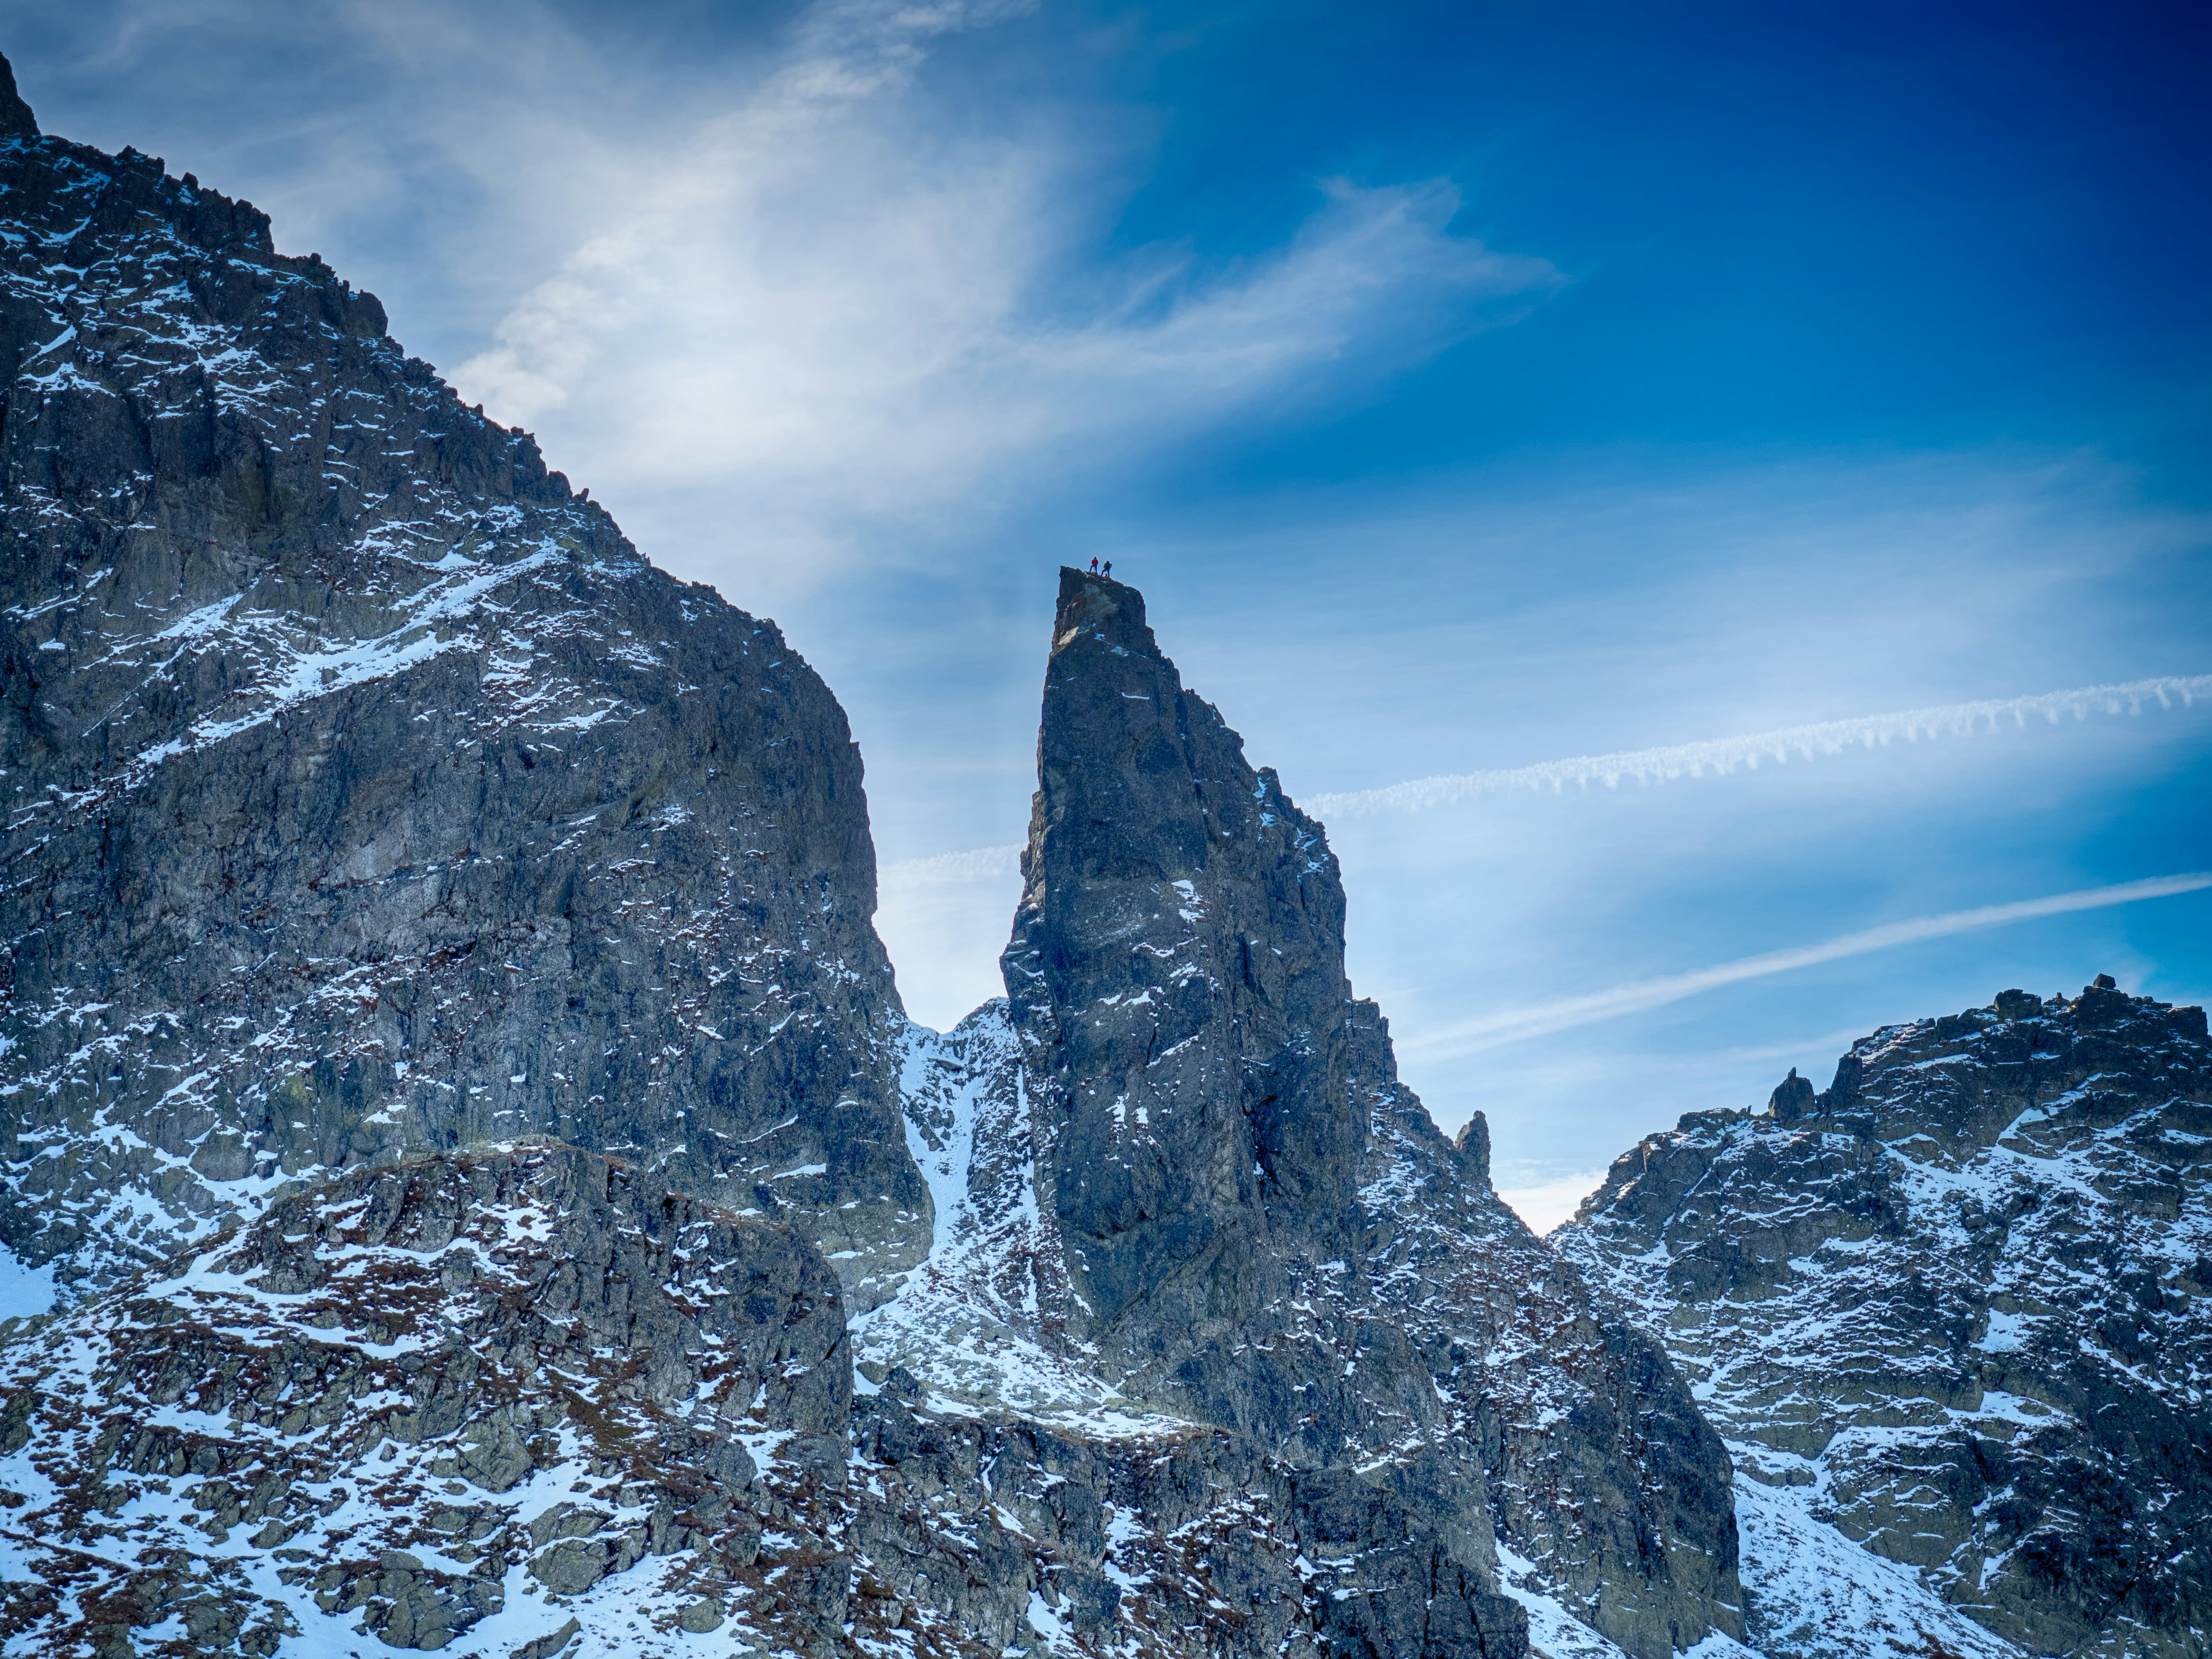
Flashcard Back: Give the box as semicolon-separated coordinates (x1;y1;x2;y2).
1089;557;1099;574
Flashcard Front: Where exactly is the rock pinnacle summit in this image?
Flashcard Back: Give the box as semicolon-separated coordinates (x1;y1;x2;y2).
876;564;1752;1659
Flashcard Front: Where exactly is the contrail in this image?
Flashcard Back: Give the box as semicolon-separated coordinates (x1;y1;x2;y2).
1395;871;2212;1060
881;675;2212;887
881;844;1024;890
1309;673;2212;819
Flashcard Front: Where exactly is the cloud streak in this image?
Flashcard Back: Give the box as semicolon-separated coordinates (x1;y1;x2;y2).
880;844;1024;892
1310;673;2212;817
1397;871;2212;1059
887;672;2212;887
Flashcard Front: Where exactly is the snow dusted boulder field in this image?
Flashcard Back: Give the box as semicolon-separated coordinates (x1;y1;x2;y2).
0;1143;852;1657
1556;983;2212;1659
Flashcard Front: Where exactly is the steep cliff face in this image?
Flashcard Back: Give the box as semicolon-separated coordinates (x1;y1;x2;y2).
1556;982;2212;1659
1000;570;1367;1369
860;570;1746;1659
0;70;926;1309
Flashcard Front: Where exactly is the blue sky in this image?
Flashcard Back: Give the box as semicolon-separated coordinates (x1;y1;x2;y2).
15;0;2208;1223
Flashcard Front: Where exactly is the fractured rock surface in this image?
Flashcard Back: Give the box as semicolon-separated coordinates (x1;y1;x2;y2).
1557;982;2212;1659
10;44;2205;1659
862;570;1746;1659
0;67;924;1307
0;1140;1542;1659
0;1142;849;1656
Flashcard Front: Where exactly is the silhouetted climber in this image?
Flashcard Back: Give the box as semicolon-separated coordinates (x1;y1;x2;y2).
1102;560;1113;578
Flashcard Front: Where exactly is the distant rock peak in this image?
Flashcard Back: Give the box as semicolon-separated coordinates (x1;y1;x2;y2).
0;52;36;140
1563;980;2212;1659
1764;978;2208;1144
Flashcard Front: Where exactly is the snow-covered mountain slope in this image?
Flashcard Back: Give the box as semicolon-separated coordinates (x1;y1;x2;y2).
1554;981;2212;1659
0;1140;1558;1659
0;60;924;1310
0;1143;854;1658
854;1008;1119;1421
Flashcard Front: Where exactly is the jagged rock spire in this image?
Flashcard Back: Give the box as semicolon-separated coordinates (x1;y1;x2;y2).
993;567;1745;1659
0;54;37;141
1003;567;1372;1350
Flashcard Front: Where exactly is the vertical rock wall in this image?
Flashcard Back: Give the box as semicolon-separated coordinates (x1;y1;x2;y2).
982;569;1745;1659
0;73;927;1308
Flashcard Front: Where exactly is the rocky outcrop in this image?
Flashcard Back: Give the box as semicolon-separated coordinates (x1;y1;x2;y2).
0;65;926;1309
861;570;1746;1659
0;1133;1540;1659
1556;981;2212;1659
0;1142;851;1656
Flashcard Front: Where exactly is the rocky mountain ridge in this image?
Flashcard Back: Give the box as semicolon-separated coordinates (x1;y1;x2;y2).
1556;979;2212;1659
0;62;1736;1659
0;60;925;1310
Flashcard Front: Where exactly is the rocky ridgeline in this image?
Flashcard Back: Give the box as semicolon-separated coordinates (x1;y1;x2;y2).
0;62;924;1309
1556;981;2212;1659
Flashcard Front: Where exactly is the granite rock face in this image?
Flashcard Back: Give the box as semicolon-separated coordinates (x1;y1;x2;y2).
1556;982;2212;1659
0;72;926;1308
860;570;1747;1659
0;1142;852;1656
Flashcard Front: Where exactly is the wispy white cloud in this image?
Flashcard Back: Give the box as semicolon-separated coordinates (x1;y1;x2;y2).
407;0;1557;588
433;0;1560;577
42;0;1558;595
1398;871;2212;1059
881;844;1025;891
